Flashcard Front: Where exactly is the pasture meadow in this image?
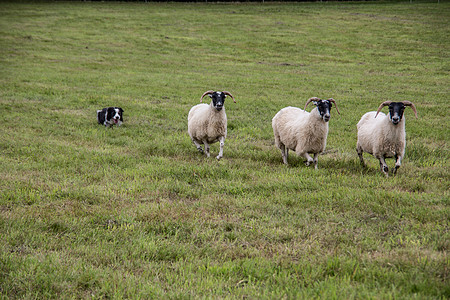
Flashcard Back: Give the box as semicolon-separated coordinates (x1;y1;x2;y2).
0;1;448;298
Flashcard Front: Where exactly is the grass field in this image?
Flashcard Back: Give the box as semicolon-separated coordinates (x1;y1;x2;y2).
0;1;449;298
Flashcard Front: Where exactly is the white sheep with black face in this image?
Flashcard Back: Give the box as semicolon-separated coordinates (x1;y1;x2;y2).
188;90;236;160
357;101;418;177
272;97;340;169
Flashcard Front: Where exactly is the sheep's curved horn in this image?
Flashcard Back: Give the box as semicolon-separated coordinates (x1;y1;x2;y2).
327;98;340;115
375;101;392;118
200;90;215;103
304;97;321;111
223;91;236;103
402;101;418;118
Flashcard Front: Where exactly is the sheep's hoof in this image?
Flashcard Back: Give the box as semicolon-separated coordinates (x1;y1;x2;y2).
216;155;222;161
393;166;400;175
197;147;204;154
382;166;389;177
305;160;314;167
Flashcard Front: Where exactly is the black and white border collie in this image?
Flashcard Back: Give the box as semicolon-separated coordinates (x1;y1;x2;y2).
97;107;124;128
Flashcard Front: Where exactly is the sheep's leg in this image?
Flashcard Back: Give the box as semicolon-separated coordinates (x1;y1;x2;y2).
192;140;204;154
357;146;365;167
284;147;289;165
313;153;319;170
216;136;225;160
393;154;402;175
378;156;389;177
280;144;289;165
203;141;210;158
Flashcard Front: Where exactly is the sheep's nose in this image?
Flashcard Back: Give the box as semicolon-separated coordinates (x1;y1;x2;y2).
323;114;330;122
392;116;400;124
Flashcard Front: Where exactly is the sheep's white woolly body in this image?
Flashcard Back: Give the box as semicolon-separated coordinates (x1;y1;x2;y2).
188;90;235;160
272;106;329;169
188;100;228;160
357;111;406;176
357;112;406;157
188;103;227;143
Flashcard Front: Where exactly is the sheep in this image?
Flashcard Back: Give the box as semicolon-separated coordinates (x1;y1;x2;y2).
188;90;236;160
356;101;417;177
272;97;340;169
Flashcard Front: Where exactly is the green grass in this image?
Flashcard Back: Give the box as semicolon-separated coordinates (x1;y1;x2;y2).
0;1;449;298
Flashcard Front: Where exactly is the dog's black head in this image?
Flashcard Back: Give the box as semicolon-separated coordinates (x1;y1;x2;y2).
107;107;123;124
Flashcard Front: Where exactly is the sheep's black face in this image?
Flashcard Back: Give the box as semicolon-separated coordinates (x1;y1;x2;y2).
315;100;332;122
210;92;227;111
388;102;405;125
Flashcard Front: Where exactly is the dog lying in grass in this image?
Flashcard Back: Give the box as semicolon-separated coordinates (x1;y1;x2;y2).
97;107;124;128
